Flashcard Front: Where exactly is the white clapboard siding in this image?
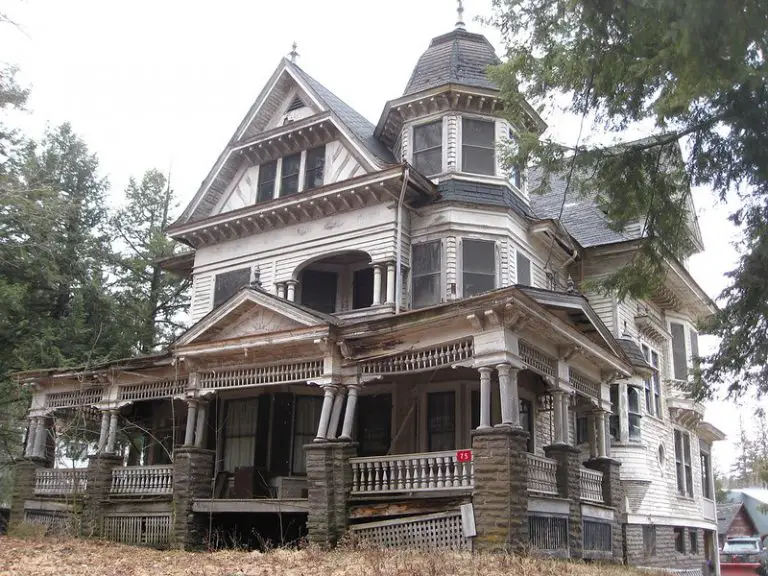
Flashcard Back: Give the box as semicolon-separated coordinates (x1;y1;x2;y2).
218;165;259;214
190;273;213;322
583;291;615;335
326;141;365;184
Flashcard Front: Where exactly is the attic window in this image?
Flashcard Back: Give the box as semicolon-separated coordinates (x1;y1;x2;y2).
287;96;305;112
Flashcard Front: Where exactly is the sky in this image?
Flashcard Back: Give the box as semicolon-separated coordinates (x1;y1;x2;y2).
1;0;758;473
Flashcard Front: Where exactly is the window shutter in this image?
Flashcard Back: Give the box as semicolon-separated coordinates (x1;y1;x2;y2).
670;323;688;380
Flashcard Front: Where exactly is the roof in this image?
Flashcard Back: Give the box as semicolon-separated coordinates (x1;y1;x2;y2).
404;28;500;96
437;179;532;218
291;63;395;164
617;338;653;371
727;490;768;535
718;502;745;534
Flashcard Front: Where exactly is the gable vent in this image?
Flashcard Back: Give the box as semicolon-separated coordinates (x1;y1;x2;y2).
287;96;305;112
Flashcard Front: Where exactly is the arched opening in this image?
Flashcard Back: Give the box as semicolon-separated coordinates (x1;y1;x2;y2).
295;251;378;314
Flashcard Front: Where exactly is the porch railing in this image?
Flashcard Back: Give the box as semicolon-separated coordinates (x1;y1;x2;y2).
526;454;558;495
579;467;604;503
351;451;473;494
34;468;88;496
110;465;173;496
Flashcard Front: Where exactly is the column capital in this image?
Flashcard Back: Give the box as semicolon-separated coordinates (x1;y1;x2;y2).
477;365;494;375
285;279;299;286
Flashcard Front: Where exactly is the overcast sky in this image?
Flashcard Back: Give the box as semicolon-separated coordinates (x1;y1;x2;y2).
2;0;756;473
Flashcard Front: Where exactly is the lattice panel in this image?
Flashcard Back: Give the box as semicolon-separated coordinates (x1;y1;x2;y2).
350;511;469;551
45;386;104;409
529;515;569;551
583;520;612;551
569;368;600;399
199;360;323;390
24;510;76;535
102;514;171;547
518;341;557;377
119;378;188;401
361;339;473;376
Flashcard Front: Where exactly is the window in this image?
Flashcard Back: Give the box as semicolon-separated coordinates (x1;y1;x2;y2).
609;385;620;440
413;121;443;176
516;251;532;286
675;429;693;496
352;268;374;310
462;239;496;297
689;529;699;555
357;394;392;457
520;398;534;452
427;392;455;451
576;415;589;445
674;527;685;553
642;344;662;417
299;269;338;314
462;118;495;175
292;395;323;474
412;241;442;309
304;146;325;190
507;129;522;188
701;449;713;499
213;267;251;308
670;322;688;380
256;160;278;203
628;386;642;441
222;398;259;473
280;152;301;196
642;525;657;556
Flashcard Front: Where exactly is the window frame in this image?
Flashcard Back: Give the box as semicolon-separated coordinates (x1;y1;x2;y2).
689;529;699;555
609;384;620;441
254;145;327;204
516;250;532;286
256;159;278;203
304;146;326;191
627;385;642;442
222;397;260;474
670;321;689;381
701;448;713;499
411;240;443;309
461;238;497;297
411;119;444;176
461;116;496;176
291;394;324;475
642;525;657;557
641;343;663;418
674;527;686;553
674;428;694;497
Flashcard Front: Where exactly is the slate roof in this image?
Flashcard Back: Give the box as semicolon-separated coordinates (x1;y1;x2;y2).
292;64;396;165
529;166;640;248
617;338;653;371
404;29;500;96
437;179;532;218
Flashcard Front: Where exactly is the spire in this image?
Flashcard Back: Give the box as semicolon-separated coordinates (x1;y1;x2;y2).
455;0;466;29
289;42;299;63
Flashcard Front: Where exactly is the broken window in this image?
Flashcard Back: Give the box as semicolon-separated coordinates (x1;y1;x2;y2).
304;146;325;190
411;241;442;309
413;120;443;176
462;118;495;175
213;267;251;308
462;239;496;297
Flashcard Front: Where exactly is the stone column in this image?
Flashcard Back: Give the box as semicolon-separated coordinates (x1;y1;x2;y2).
328;388;346;440
497;364;521;427
478;366;493;429
286;280;298;302
32;417;47;459
584;457;623;559
339;385;359;440
314;386;336;441
97;411;110;452
83;453;123;537
552;390;565;444
172;447;215;550
372;264;382;306
544;443;584;558
385;262;396;305
184;400;198;446
8;456;46;533
23;417;36;458
194;401;208;448
471;427;530;552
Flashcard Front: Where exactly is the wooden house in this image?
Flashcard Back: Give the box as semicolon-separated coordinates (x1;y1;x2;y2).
10;14;723;572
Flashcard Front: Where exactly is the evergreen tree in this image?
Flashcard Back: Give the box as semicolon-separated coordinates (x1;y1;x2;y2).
488;0;768;398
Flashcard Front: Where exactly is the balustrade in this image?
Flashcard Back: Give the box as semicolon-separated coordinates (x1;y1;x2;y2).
351;451;473;494
526;454;558;495
110;465;173;496
34;468;88;496
579;467;604;503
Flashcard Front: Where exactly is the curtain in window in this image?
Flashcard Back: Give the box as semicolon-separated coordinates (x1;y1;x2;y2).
223;398;260;473
462;118;495;175
292;396;323;474
412;241;441;309
413;121;442;176
462;239;496;296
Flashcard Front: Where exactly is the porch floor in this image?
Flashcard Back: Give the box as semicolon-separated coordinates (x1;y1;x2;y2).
192;498;309;514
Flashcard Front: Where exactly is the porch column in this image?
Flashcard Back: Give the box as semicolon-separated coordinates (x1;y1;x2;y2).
97;410;110;452
106;409;119;453
328;388;346;439
194;401;208;448
340;385;360;440
596;411;607;458
33;416;47;459
184;399;198;446
587;413;597;459
385;262;395;305
552;390;564;444
286;280;298;302
371;264;382;306
498;364;521;427
23;417;36;458
560;392;571;444
277;282;286;299
314;385;336;441
478;366;492;429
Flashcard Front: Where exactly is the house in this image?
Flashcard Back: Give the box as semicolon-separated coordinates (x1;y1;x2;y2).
719;490;768;548
10;10;723;572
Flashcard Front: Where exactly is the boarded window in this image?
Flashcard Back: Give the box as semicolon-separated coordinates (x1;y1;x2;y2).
462;239;496;297
280;152;301;196
213;268;251;308
516;251;532;286
412;241;441;309
357;394;392;457
462;118;495;175
413;121;442;176
670;322;688;380
223;398;259;473
300;269;337;314
427;391;455;451
292;395;323;474
304;146;325;190
257;160;277;203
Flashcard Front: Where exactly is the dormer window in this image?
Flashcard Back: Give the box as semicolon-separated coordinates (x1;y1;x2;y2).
462;118;495;175
253;146;326;204
413;121;443;176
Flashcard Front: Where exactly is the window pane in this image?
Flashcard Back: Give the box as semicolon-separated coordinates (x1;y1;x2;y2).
412;275;440;309
427;392;455;452
516;252;531;286
628;414;641;440
463;239;495;297
462;118;495;175
257;160;277;203
413;241;441;274
281;153;301;196
690;329;700;365
292;396;323;474
520;399;534;452
628;387;640;413
214;268;251;308
463;118;494;147
357;394;392;457
462;146;495;175
463;273;495;297
413;148;442;176
670;322;688;380
413;121;442;151
304;146;325;190
412;241;442;309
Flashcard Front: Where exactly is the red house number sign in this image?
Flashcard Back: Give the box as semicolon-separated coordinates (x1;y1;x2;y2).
456;449;472;462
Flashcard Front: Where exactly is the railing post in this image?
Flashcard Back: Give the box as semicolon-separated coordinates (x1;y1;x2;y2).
172;447;215;550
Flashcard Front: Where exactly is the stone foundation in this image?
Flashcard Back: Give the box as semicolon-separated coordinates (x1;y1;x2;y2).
624;523;707;571
544;444;583;559
471;427;529;552
305;441;356;547
584;457;623;559
8;457;45;532
83;454;123;537
172;447;215;550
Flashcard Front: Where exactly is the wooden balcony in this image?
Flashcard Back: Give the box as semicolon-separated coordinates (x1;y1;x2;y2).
110;465;173;497
526;454;558;495
350;450;474;496
579;467;604;503
34;468;88;496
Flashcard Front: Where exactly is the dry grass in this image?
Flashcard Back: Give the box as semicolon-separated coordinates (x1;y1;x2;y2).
0;536;667;576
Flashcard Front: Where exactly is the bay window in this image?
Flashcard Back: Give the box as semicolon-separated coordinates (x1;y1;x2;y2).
412;241;442;309
462;239;496;297
674;429;694;496
413;121;443;176
462;118;495;175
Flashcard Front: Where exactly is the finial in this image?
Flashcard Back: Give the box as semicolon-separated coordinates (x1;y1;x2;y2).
455;0;466;29
250;265;262;288
289;42;299;63
566;275;578;295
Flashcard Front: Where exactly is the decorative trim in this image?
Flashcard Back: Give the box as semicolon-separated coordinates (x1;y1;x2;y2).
360;339;473;376
45;386;104;409
569;368;600;399
199;360;323;390
519;340;557;378
118;378;188;402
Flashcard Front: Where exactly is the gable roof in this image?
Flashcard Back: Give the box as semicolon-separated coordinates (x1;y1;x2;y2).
718;502;748;535
727;490;768;535
617;338;653;372
404;28;500;95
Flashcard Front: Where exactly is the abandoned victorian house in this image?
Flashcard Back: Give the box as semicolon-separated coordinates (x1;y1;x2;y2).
10;12;723;573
